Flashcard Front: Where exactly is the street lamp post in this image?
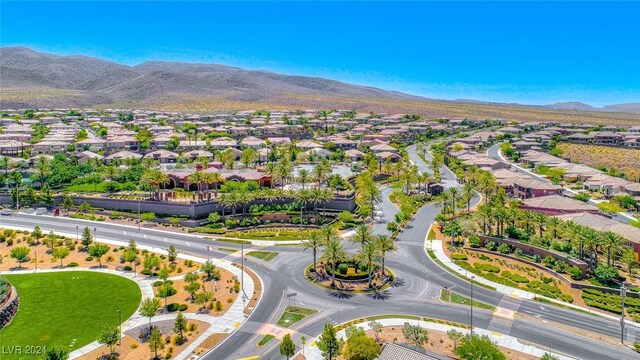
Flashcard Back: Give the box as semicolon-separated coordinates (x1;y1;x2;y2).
470;275;475;334
138;199;141;232
76;225;79;242
117;309;122;346
621;281;627;344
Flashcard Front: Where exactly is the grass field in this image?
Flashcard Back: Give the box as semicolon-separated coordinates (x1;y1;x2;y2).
257;334;274;347
276;306;318;328
0;272;141;358
64;182;108;192
440;289;495;311
246;251;278;261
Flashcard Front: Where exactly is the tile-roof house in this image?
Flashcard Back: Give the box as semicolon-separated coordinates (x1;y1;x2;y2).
513;178;562;199
143;149;178;163
520;194;599;215
379;342;453;360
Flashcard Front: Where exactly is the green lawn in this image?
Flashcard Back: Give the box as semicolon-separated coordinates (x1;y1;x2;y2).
246;251;279;261
276;306;318;328
257;334;274;347
64;182;108;192
0;272;141;359
440;289;495;311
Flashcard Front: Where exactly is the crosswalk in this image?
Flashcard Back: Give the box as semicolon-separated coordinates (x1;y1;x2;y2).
488;295;522;334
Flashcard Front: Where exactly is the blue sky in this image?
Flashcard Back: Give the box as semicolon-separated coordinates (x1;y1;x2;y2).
1;1;639;106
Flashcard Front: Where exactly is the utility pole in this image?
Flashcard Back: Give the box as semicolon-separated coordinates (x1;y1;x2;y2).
621;281;627;344
117;309;122;346
470;275;475;334
138;199;141;232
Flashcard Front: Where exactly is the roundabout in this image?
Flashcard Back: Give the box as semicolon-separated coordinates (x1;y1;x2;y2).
305;263;395;292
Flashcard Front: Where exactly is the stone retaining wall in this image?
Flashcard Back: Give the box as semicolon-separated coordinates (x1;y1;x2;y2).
0;285;19;329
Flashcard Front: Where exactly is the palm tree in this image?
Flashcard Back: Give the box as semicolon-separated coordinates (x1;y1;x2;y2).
309;187;324;214
463;182;474;212
601;231;623;267
141;169;169;200
533;212;548;237
581;228;600;270
206;172;224;198
520;211;535;235
448;187;459;215
493;206;508;237
475;204;493;235
564;221;584;260
219;191;241;217
547;217;562;239
318;188;333;219
355;241;380;288
303;230;323;272
238;191;254;218
478;172;496;204
187;171;204;200
297;169;311;190
312;160;331;187
375;235;396;276
352;224;371;246
621;249;638;275
322;237;347;287
296;189;312;225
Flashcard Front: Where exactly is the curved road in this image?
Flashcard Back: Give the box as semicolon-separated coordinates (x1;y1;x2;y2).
1;146;638;359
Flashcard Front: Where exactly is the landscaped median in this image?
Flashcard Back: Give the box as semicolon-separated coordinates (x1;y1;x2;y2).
301;315;572;360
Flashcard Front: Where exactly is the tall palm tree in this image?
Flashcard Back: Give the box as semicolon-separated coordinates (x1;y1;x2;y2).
494;206;508;237
318;188;333;219
375;235;396;276
303;230;323;272
206;172;224;198
352;224;371;246
448;187;459;215
547;217;562;239
141;169;169;200
533;212;548;237
309;187;324;214
238;191;254;218
187;171;204;199
478;172;496;204
296;189;312;225
520;210;535;235
581;228;601;270
564;221;584;259
322;237;347;287
463;182;474;212
355;241;380;288
297;169;311;190
601;231;623;267
475;204;493;235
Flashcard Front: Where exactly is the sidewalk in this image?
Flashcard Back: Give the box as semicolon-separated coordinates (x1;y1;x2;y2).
427;239;640;327
300;317;576;360
0;222;258;360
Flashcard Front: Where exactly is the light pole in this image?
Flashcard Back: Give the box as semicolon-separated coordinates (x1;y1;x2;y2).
35;252;38;270
93;227;97;242
117;309;122;346
621;281;627;344
76;225;79;242
470;275;475;334
137;199;141;232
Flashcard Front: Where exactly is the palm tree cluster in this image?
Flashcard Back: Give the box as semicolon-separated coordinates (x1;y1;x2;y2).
474;188;633;273
305;225;397;288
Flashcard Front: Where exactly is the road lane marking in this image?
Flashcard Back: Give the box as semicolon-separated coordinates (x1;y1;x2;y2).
185;242;191;247
163;237;167;242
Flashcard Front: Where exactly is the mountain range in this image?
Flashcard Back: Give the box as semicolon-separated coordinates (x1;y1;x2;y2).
1;46;639;118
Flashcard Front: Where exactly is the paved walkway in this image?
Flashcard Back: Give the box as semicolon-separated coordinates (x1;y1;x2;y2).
0;225;258;360
300;317;576;360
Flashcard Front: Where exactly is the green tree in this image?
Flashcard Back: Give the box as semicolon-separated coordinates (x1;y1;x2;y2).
455;334;505;360
621;249;638;275
201;260;218;281
443;221;463;245
279;333;296;360
354;241;380;288
173;312;188;344
157;282;176;307
447;329;464;349
342;327;380;360
121;249;138;272
31;225;43;243
541;353;560;360
594;265;619;284
321;237;347;287
52;246;70;267
402;322;428;346
88;243;109;267
375;234;396;276
10;246;30;268
81;226;93;247
318;323;342;360
148;327;164;359
167;245;177;263
98;326;119;358
139;297;161;326
303;230;323;273
45;347;69;360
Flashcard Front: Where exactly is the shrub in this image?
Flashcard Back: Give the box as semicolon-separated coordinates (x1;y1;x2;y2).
532;254;542;263
567;266;583;280
178;304;188;311
468;235;482;248
337;263;349;275
85;256;94;262
167;303;180;312
6;239;13;246
497;243;511;254
501;271;529;283
473;263;500;273
141;269;153;276
67;262;79;267
124;265;133;271
451;254;468;260
485;241;497;251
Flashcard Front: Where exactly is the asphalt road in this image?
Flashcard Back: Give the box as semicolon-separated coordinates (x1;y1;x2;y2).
1;145;639;359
